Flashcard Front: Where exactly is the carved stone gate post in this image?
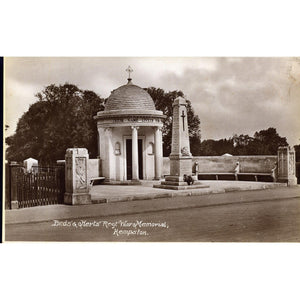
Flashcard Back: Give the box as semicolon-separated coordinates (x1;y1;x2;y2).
277;146;297;186
64;148;91;205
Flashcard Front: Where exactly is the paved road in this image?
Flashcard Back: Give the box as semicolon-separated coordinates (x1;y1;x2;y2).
5;194;300;242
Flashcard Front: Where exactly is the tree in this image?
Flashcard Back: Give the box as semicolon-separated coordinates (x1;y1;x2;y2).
145;87;201;156
199;138;234;156
6;83;104;163
199;139;219;156
199;127;288;156
252;127;288;154
232;134;254;155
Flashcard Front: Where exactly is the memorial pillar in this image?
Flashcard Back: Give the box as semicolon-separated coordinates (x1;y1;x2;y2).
168;96;192;178
154;127;162;179
131;126;139;181
64;148;91;205
153;96;208;190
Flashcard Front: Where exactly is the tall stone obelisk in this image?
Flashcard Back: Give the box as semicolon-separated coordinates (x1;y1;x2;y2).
154;96;208;190
168;96;193;177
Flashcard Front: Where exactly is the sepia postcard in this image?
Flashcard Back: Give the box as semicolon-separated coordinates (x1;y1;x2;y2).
3;57;300;242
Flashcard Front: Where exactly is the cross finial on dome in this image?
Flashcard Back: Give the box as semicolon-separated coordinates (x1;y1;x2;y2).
126;65;133;84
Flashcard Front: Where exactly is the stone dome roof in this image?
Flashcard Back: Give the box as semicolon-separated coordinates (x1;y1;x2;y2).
105;81;156;111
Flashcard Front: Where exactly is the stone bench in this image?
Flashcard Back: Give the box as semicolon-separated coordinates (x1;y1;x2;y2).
198;172;237;180
89;177;105;186
198;172;275;182
238;172;275;182
196;161;276;182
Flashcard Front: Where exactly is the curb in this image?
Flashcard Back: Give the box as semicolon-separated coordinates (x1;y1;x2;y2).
5;183;293;225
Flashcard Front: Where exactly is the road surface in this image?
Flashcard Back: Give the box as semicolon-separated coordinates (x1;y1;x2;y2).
5;192;300;242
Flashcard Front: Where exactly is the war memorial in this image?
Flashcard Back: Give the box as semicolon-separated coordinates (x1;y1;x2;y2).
5;67;298;209
4;66;300;243
59;69;296;206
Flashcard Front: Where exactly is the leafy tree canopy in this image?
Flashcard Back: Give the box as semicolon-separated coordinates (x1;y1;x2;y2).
199;127;288;156
6;83;105;163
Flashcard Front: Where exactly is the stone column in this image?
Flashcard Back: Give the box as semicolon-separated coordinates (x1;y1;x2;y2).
97;127;102;158
103;127;113;181
277;146;297;185
154;127;162;179
169;96;192;177
131;126;139;181
64;148;91;205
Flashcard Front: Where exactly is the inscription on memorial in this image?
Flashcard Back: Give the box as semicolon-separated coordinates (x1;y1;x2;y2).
110;117;158;123
289;152;295;175
75;157;87;190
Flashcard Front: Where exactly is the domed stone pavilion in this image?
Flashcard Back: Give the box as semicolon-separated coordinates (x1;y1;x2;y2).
94;68;166;181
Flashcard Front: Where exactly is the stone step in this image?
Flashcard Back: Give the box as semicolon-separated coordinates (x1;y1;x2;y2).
161;181;188;186
164;176;184;182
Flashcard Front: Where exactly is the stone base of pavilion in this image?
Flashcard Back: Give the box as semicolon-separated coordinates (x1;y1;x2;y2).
153;176;209;190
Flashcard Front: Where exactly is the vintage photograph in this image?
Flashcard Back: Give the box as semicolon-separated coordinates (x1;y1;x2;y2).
4;57;300;242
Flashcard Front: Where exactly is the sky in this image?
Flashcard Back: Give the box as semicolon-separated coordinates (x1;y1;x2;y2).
4;57;300;146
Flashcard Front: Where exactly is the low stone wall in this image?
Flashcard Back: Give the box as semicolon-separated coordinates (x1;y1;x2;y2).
162;155;277;175
60;155;278;179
